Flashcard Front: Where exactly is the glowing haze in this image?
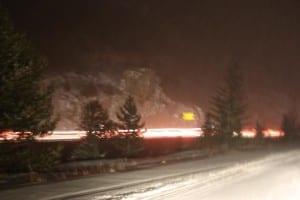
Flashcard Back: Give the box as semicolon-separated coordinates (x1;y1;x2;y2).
2;0;300;128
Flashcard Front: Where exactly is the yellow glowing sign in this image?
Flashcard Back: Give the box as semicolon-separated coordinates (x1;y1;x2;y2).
182;112;195;121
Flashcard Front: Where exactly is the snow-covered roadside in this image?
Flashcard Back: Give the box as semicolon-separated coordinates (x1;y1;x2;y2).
1;147;298;200
0;149;210;187
76;149;300;200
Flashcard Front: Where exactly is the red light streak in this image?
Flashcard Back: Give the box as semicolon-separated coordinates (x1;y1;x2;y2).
241;128;284;138
0;128;284;141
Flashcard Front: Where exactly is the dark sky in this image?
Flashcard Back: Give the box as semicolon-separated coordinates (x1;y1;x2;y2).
2;0;300;127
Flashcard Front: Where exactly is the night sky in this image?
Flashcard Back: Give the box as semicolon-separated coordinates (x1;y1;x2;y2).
2;0;300;128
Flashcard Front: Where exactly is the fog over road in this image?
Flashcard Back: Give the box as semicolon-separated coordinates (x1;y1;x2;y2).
1;147;300;200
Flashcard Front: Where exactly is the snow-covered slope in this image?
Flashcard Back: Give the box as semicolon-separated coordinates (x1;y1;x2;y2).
47;68;204;130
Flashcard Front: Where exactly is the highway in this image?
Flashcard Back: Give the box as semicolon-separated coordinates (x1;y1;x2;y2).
1;147;299;200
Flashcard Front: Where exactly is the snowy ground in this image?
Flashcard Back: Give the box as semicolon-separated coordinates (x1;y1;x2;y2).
1;147;299;200
74;149;300;200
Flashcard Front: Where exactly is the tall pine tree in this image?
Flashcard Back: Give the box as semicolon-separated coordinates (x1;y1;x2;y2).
281;112;299;140
117;95;145;132
210;63;246;142
80;99;111;136
114;95;144;157
0;7;56;136
72;100;112;159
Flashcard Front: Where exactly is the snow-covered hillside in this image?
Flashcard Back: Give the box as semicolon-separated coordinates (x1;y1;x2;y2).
46;68;204;130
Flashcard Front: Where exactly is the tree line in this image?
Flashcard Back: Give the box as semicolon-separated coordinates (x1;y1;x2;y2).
0;7;146;172
72;96;145;160
1;5;299;174
201;64;300;148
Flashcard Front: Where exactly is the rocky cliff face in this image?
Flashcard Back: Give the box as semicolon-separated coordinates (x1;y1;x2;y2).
47;68;204;130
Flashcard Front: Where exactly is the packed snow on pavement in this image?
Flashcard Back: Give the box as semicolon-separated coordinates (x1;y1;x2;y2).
71;149;300;200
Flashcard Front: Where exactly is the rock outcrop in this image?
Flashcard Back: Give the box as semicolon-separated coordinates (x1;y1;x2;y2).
47;68;204;130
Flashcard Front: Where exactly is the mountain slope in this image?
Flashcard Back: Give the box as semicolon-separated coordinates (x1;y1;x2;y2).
47;68;204;130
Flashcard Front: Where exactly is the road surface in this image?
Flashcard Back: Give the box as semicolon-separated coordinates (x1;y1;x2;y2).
1;147;299;200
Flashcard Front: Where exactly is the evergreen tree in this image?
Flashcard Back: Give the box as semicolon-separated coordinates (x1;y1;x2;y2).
80;99;111;136
115;95;144;157
0;142;62;173
0;7;56;136
202;113;215;138
0;7;60;172
71;133;104;160
281;112;299;139
117;95;145;132
255;122;264;140
255;122;264;146
73;100;112;160
210;63;246;143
